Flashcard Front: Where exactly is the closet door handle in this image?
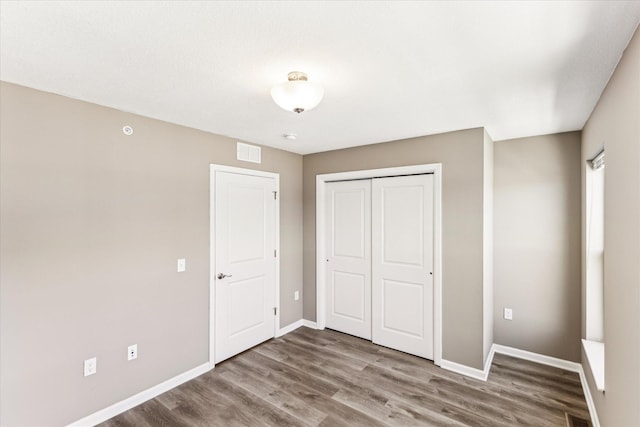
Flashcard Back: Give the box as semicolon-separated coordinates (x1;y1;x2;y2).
217;273;232;279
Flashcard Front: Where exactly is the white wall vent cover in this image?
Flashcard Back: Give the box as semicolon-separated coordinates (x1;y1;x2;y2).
237;142;261;164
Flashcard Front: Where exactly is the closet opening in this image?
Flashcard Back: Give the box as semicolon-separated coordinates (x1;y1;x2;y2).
316;164;442;365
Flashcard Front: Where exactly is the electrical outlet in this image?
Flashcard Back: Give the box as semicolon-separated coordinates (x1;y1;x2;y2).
128;344;138;361
294;291;299;301
84;357;97;376
177;258;186;272
504;308;513;320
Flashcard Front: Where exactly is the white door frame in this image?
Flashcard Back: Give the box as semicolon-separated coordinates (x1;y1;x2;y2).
209;164;280;369
316;163;443;366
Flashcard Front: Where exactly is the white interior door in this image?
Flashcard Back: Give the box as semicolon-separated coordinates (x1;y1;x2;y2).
215;170;276;363
325;180;372;340
372;174;434;359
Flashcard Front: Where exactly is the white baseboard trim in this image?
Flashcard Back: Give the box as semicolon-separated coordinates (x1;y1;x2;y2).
276;319;305;337
67;362;211;427
577;363;601;427
441;344;495;381
302;320;318;329
441;343;600;427
67;334;599;427
440;359;486;381
492;344;581;372
276;319;318;337
492;344;599;427
68;317;314;427
441;358;485;381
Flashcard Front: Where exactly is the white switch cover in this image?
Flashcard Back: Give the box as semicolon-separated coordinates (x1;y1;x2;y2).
84;357;97;376
504;308;513;320
294;291;300;301
177;258;186;272
128;344;138;361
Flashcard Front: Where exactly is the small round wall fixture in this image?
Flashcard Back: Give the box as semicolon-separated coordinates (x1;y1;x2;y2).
122;125;134;135
271;71;324;114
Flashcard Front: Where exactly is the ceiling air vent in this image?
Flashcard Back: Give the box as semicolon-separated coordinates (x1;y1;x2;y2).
237;142;261;164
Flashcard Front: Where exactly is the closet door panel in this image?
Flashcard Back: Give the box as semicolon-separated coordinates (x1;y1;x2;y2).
325;180;372;340
372;174;434;359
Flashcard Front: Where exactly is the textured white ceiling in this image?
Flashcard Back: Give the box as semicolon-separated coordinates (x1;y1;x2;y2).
1;1;639;155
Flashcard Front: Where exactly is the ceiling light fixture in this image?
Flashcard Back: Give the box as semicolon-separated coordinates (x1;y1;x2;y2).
271;71;324;114
283;133;298;140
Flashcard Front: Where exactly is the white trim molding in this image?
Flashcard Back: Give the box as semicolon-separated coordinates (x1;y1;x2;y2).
441;345;496;382
493;344;582;372
493;344;600;427
302;320;318;329
276;319;305;337
440;357;490;382
70;315;316;426
315;163;443;366
67;362;211;427
441;344;600;427
276;319;319;337
66;335;599;427
581;339;605;391
577;364;601;427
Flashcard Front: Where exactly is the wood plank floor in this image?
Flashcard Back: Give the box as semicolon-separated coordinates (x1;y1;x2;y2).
100;327;591;426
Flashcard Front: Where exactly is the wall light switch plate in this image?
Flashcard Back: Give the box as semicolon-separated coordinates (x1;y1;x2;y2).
504;308;513;320
84;357;97;376
177;258;186;272
294;291;300;301
128;344;138;361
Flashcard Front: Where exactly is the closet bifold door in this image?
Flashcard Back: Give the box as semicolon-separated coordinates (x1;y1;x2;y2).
372;174;434;359
325;179;372;340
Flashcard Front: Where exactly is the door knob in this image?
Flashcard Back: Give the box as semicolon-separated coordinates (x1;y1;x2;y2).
217;273;232;280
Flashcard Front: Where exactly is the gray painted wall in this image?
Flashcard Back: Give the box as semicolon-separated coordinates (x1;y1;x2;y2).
493;132;582;362
0;82;303;426
302;128;492;369
581;26;640;426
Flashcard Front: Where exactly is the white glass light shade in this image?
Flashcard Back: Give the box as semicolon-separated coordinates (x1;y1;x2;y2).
271;78;324;113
